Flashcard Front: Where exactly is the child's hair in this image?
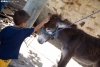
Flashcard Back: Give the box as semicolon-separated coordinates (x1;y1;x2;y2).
13;10;30;25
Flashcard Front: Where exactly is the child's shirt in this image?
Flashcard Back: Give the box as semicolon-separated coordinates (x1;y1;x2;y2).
0;26;34;60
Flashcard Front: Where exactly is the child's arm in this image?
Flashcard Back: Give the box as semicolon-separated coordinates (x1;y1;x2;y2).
33;17;50;33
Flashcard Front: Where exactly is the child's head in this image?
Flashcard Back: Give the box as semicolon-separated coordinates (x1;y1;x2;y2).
13;10;30;26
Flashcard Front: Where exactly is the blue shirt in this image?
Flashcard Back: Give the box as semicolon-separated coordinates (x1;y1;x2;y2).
0;26;34;60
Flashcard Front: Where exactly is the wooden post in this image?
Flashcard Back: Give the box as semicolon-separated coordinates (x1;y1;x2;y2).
23;0;48;28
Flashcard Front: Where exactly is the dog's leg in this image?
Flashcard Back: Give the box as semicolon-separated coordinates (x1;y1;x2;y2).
58;46;74;67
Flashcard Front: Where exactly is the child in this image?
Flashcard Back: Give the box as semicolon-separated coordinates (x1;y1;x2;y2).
0;10;49;67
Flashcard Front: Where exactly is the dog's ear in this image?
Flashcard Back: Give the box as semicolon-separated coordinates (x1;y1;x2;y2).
48;13;52;17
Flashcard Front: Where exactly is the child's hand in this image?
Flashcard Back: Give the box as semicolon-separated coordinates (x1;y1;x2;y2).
42;17;50;24
33;17;50;33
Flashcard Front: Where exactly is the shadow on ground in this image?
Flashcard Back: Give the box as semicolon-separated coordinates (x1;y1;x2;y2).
10;51;43;67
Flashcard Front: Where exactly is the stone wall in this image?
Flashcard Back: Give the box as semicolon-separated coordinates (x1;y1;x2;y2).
38;0;100;37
